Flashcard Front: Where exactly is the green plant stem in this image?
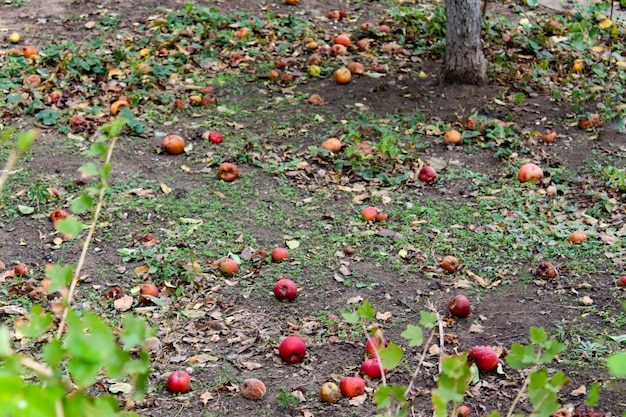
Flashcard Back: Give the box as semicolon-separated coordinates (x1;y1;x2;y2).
55;135;119;340
403;329;435;398
20;356;53;378
505;367;533;417
0;149;18;197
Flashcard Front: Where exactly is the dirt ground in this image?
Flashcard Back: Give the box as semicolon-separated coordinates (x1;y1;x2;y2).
1;0;625;416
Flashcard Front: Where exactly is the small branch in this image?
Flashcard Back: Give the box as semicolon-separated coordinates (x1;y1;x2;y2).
404;330;436;398
0;151;19;197
56;135;119;340
437;311;444;374
20;356;54;378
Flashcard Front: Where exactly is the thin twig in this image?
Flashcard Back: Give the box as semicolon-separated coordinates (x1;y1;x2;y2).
0;150;18;197
505;367;534;417
437;311;444;374
20;356;53;378
56;134;119;340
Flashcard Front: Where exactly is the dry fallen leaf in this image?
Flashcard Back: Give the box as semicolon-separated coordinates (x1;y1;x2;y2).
241;361;263;370
348;392;367;406
570;385;586;396
114;294;133;312
347;295;364;304
200;391;215;405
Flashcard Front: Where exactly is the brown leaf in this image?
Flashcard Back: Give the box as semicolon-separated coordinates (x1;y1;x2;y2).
348;393;367;406
241;361;263;370
114;295;133;311
200;391;215;405
347;295;363;304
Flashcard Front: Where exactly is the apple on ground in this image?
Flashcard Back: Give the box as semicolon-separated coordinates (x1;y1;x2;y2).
365;336;388;355
361;206;378;221
440;255;459;273
271;247;289;262
448;294;471;318
418;165;436;183
167;370;191;393
13;263;28;277
360;356;386;379
456;405;471;417
278;336;307;364
468;345;499;372
618;276;626;287
339;376;365;397
319;381;341;403
219;258;239;275
517;163;543;183
273;278;298;301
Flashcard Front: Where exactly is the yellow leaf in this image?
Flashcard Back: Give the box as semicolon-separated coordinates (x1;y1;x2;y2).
599;18;612;29
160;183;171;194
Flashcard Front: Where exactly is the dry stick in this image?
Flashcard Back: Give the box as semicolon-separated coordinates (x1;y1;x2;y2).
437;311;444;374
55;135;119;340
505;367;534;417
0;150;19;196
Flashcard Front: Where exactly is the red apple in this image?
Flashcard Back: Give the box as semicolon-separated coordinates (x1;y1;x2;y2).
375;212;388;222
468;345;499;372
319;381;341;403
139;283;159;305
13;263;28;277
167;370;191;393
360;357;386;379
278;336;306;364
204;130;223;144
361;206;378;221
365;336;388;355
456;405;471;417
339;376;365;397
517;163;543;183
273;278;298;301
618;276;626;287
219;258;239;275
271;247;289;262
448;294;471;318
418;165;436;184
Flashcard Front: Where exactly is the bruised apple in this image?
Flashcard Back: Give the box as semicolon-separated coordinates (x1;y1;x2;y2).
448;294;471;318
418;165;436;183
517;163;543;183
241;378;266;400
274;278;298;301
319;381;341;403
162;135;185;155
219;258;239;275
335;67;351;84
339;376;365;397
440;255;459;273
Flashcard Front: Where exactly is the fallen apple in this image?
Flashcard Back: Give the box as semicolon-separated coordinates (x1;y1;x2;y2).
418;165;436;184
219;258;239;275
517;163;543;183
321;138;341;152
361;206;378;221
8;32;20;44
568;231;587;244
339;376;365;398
319;381;341;403
375;212;388;222
468;345;499;372
360;357;386;379
440;255;459;273
365;336;388;355
444;129;462;145
162;135;185;155
217;162;239;182
334;67;352;84
347;62;365;74
535;260;559;280
273;278;298;301
278;336;307;364
139;283;159;305
271;247;289;262
167;370;191;393
335;34;351;47
204;130;223;144
49;209;69;225
13;263;27;277
456;405;471;417
618;276;626;287
241;378;266;400
448;294;471;318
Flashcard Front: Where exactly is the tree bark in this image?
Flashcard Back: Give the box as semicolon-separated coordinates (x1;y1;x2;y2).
444;0;487;85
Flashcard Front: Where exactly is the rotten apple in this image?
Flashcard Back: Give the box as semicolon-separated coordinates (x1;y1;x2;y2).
319;381;341;403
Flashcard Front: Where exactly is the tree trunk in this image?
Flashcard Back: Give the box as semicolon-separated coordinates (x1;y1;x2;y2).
444;0;487;85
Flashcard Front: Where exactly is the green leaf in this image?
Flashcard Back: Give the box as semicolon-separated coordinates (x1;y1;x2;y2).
17;205;35;215
419;310;437;329
0;326;14;357
506;343;537;369
432;354;471;417
530;327;548;344
607;352;626;377
342;311;359;324
379;342;403;370
71;193;94;214
358;301;376;321
608;334;626;343
55;216;85;237
15;129;38;154
585;383;600;406
46;263;73;293
41;339;65;370
79;162;99;177
401;324;423;347
18;306;53;338
373;384;392;409
119;316;148;350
